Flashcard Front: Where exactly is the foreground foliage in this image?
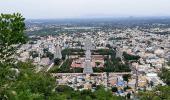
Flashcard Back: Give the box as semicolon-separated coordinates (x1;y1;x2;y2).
0;13;27;64
0;62;125;100
55;85;125;100
159;68;170;85
138;86;170;100
0;62;56;100
138;67;170;100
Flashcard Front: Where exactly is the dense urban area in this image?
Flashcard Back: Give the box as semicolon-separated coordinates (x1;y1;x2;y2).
1;14;170;100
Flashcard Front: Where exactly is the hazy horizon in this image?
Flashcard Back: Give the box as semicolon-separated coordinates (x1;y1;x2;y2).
1;0;170;19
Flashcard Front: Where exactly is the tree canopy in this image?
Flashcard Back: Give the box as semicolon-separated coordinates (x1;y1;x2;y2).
0;13;27;64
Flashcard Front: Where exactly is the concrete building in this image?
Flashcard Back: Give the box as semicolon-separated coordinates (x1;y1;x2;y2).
54;44;62;59
83;50;93;74
83;38;94;74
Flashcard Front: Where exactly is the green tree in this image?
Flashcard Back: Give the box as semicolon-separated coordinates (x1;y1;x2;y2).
29;51;39;58
0;62;56;100
154;86;170;99
123;52;140;61
54;58;61;65
167;61;170;66
123;74;131;82
95;62;100;67
46;51;54;60
138;91;157;100
0;13;27;64
106;44;111;49
127;92;131;99
159;68;170;85
94;86;124;100
112;87;118;92
138;86;170;100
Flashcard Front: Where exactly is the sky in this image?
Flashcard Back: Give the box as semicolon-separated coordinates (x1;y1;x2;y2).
0;0;170;19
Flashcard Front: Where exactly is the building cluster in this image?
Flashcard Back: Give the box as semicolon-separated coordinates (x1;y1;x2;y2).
53;73;107;91
17;36;63;71
17;26;170;96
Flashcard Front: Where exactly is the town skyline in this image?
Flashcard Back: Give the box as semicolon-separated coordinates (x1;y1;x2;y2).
1;0;170;99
